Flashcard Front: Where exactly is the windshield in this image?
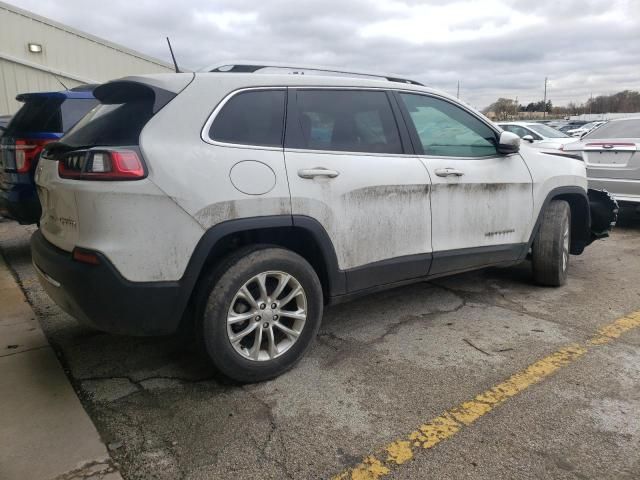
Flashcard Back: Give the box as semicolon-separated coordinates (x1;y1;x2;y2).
583;119;640;139
528;124;569;138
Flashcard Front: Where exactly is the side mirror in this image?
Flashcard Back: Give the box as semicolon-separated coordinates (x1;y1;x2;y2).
521;135;535;143
497;131;520;154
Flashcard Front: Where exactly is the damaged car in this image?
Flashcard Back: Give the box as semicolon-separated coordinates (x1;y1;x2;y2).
31;63;616;382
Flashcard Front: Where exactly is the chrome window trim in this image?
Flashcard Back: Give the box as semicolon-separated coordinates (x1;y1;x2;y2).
200;84;503;158
201;87;287;152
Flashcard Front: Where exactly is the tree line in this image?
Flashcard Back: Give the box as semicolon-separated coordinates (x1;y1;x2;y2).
483;90;640;119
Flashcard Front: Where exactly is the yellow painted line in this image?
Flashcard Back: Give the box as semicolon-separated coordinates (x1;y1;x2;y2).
332;311;640;480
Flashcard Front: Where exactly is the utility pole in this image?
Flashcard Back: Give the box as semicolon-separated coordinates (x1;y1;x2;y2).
456;80;460;99
543;77;548;119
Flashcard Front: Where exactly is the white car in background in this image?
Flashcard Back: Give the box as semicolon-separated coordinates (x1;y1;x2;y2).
498;121;577;150
567;121;607;138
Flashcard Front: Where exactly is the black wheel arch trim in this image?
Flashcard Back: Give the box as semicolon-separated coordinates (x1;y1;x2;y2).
175;215;346;318
526;186;591;256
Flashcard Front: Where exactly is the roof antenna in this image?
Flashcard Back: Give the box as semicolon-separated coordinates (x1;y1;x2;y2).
49;72;68;90
166;37;180;73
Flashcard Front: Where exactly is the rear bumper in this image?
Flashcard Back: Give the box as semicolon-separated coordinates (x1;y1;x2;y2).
609;194;640;205
30;230;184;336
0;174;41;224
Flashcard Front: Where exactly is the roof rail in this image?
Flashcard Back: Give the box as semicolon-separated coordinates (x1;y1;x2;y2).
200;61;424;86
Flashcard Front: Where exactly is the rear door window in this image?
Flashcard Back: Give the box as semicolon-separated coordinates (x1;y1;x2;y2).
291;90;402;154
209;89;286;147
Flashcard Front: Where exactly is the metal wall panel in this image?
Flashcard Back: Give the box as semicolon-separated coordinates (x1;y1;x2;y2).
0;2;173;114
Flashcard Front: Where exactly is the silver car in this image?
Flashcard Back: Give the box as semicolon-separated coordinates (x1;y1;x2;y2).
563;117;640;205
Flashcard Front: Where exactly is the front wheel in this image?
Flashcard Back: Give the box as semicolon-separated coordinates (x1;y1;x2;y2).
531;200;571;286
195;247;323;383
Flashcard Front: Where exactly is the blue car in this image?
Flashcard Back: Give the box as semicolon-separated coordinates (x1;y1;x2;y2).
0;86;97;224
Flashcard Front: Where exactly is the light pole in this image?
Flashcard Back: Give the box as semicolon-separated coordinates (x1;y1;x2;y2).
543;77;548;119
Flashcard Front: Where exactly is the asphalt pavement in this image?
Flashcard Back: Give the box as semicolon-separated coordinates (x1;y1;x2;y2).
0;208;639;480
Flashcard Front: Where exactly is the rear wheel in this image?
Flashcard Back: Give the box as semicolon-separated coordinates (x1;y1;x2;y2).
195;247;323;383
531;200;571;286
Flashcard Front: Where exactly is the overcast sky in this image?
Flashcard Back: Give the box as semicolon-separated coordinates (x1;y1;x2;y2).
10;0;640;108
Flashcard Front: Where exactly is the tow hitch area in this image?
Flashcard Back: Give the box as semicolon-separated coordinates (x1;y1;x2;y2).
588;189;618;241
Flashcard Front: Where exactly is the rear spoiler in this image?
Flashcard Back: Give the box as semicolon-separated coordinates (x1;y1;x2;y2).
93;81;173;114
15;86;97;102
93;73;195;114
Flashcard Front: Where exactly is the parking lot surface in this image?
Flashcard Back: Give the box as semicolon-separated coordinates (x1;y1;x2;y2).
1;210;639;480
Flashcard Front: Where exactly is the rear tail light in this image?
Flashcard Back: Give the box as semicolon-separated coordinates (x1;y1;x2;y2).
58;149;146;180
14;138;52;173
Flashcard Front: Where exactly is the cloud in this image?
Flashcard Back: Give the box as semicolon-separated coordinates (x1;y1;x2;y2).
7;0;639;108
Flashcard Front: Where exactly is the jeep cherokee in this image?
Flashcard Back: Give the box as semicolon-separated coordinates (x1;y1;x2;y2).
31;64;616;382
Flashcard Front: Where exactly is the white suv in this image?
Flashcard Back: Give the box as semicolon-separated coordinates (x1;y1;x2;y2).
31;64;616;382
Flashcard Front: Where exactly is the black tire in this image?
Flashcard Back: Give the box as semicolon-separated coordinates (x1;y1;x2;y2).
531;200;571;286
194;246;323;383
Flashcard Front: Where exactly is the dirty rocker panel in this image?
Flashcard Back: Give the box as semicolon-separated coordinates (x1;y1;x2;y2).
331;243;527;305
429;243;527;276
345;253;432;292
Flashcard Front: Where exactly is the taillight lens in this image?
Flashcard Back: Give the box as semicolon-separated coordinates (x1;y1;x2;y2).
15;138;52;173
58;149;146;180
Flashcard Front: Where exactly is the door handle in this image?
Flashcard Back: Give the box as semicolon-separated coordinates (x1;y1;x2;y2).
298;168;340;179
434;167;464;177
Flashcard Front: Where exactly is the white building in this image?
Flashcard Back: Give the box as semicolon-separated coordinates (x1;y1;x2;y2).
569;112;640;121
0;1;173;115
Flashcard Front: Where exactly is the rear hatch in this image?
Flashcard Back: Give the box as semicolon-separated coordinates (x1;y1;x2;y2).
37;77;190;251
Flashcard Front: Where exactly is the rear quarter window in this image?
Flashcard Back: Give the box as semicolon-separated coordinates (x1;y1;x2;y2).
209;90;286;147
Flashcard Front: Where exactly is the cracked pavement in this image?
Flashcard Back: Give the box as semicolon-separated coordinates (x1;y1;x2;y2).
1;208;640;479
